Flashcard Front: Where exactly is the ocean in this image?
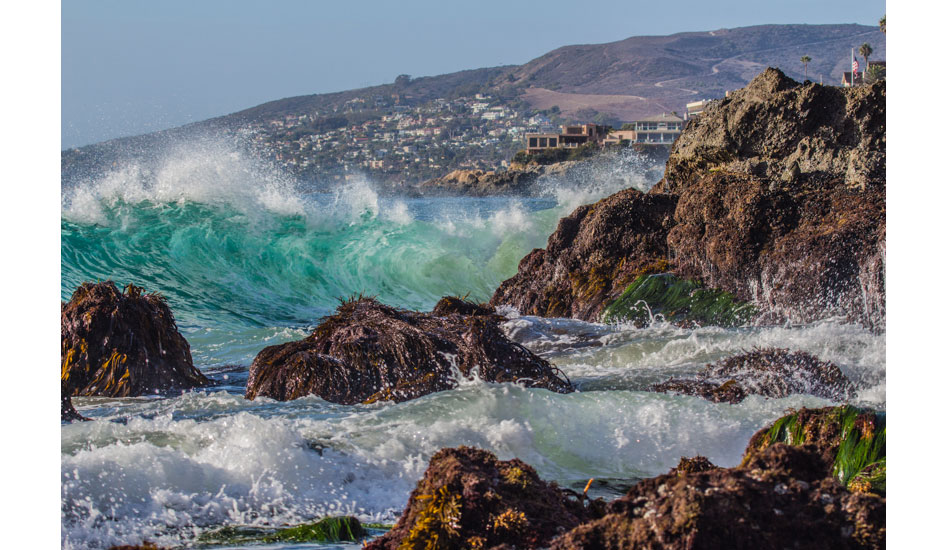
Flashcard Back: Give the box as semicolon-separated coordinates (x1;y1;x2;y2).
60;140;885;549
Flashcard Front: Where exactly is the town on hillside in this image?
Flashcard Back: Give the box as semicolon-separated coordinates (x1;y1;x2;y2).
236;49;883;188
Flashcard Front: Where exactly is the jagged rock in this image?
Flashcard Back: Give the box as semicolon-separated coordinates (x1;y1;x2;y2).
741;405;886;496
490;190;678;320
659;68;885;327
650;348;855;404
364;447;597;550
61;281;209;397
491;68;885;328
245;297;572;404
551;443;885;550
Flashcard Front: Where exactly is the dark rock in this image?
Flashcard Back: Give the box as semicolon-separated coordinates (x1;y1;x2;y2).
364;446;597;550
668;456;719;476
245;297;572;404
61;384;88;422
490;190;678;321
551;443;885;550
491;68;885;329
650;348;856;403
431;296;497;317
61;281;209;397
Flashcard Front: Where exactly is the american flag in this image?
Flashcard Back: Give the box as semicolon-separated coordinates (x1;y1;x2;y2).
852;55;859;74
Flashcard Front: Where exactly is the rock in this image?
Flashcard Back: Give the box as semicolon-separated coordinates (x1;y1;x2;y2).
659;68;885;328
668;456;719;476
741;405;885;496
650;348;856;403
418;166;545;196
364;447;597;550
490;190;678;321
431;296;496;317
245;297;572;404
491;68;885;329
61;384;88;422
551;443;885;550
61;281;209;397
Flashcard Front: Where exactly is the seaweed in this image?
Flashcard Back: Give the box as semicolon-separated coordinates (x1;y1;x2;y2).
745;406;885;496
601;273;756;327
196;516;368;546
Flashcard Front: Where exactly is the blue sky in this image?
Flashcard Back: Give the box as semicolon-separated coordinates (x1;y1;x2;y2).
62;0;885;148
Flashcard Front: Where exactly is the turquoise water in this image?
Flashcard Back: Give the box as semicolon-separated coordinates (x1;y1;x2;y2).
60;143;884;549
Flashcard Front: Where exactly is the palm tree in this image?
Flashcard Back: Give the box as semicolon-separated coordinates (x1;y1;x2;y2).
859;43;873;78
879;15;886;34
800;55;812;80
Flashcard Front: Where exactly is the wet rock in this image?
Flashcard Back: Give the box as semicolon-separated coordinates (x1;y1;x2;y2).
61;395;87;422
551;444;885;550
61;281;209;397
650;348;856;403
365;446;597;550
490;190;678;321
492;68;885;329
742;405;886;496
245;297;572;404
659;69;885;328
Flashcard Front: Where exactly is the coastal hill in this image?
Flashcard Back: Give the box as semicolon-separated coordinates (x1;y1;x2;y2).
62;23;884;186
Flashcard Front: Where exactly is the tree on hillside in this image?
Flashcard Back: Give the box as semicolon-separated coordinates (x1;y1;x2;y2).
800;55;812;80
859;43;873;75
879;15;886;34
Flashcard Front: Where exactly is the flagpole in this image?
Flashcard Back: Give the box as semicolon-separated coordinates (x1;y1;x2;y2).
851;47;855;87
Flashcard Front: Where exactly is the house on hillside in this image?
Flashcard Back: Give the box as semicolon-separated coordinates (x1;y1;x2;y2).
525;123;610;153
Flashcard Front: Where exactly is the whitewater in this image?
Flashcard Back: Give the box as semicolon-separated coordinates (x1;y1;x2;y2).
61;140;885;549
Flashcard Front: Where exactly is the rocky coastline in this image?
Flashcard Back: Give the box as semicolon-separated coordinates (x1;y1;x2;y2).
490;68;885;329
65;66;885;549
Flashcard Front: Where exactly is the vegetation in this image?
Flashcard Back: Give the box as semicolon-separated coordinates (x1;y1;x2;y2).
197;516;372;545
859;43;873;73
744;406;886;496
600;273;756;327
865;64;885;84
800;55;812;80
879;15;885;34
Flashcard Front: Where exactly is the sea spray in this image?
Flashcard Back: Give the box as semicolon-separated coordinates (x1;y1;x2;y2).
62;383;835;549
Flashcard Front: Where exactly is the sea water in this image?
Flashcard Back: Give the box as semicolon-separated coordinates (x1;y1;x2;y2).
61;139;885;549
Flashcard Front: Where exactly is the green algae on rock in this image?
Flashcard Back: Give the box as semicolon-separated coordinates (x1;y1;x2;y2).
197;516;370;546
742;405;885;496
600;272;756;326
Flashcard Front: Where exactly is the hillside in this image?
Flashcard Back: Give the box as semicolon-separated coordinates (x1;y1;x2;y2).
62;23;885;187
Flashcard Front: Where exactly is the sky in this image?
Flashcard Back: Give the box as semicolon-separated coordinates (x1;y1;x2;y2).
63;0;885;148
